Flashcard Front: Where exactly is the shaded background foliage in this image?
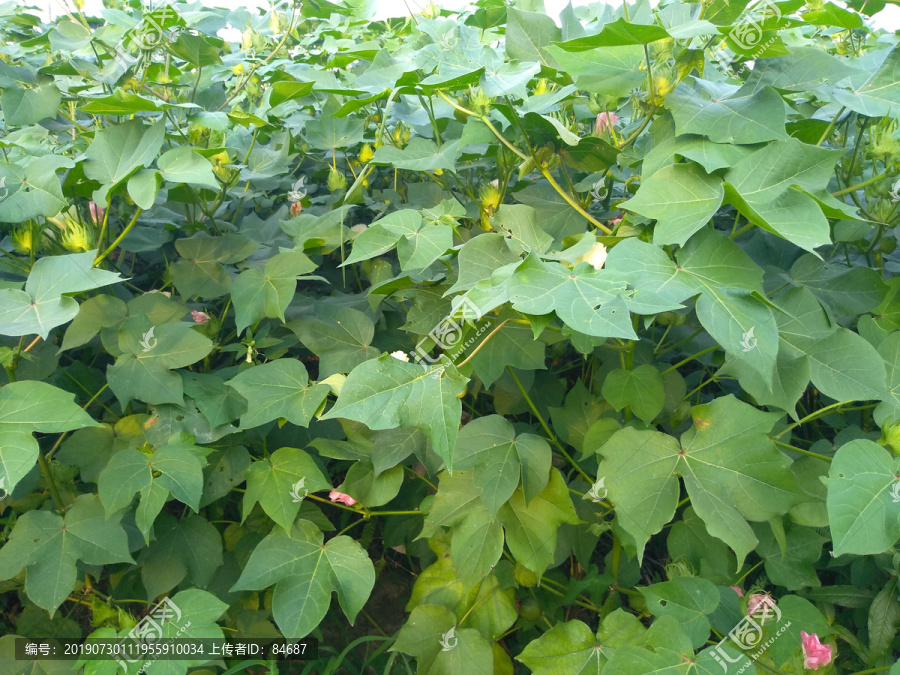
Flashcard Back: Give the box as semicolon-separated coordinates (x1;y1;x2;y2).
0;0;899;672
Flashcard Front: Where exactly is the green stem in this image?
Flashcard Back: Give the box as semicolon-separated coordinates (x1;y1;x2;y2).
37;453;65;512
660;345;720;376
772;400;854;439
832;170;890;197
773;439;833;462
816;106;846;146
507;367;592;483
732;558;765;586
94;209;142;267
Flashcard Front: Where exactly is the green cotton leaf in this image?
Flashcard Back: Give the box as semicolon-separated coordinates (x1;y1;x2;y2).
805;328;887;403
429;628;494;675
447;232;521;294
790;254;889;317
516;619;601;674
0;381;101;496
230;521;375;639
393;604;458;668
1;82;61;126
170;232;260;300
157;146;220;189
343;210;421;266
679;396;803;567
323;355;468;471
621;162;724;246
834;44;900;117
231;249;319;334
0;155;75;223
242;447;331;532
226;359;329;429
0;494;132;613
545;44;645;97
676;231;777;384
506;8;561;67
602;238;696;314
825;439;900;556
83;118;166;203
126;168;161;209
269;80;315;107
722;138;842;252
638;577;720;649
468;320;546;388
454;415;551;515
498;469;580;575
140;513;223;600
0;250;123;338
398;223;454;271
549;381;606;455
599;396;802;567
304;96;365;149
182;371;248;429
107;321;213;408
601;365;665;423
874;332;900;427
868;578;900;659
513;183;590;243
166;32;223;68
505;255;637;340
98;435;206;542
289;304;378;378
492;204;554;255
553;17;671;48
719;350;810;420
744;46;864;92
370;138;460;172
595;427;680;562
752;521;826;591
667;78;788;144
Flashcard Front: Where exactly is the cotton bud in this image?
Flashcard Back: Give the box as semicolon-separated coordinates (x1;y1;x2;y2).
327;167;347;192
359;143;374;163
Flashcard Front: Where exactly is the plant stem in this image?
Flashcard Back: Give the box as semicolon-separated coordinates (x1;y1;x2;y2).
457;319;510;367
507;367;592;483
94;209;142;267
37;453;65;512
772;400;854;439
832;171;890;197
816;106;846;146
660;345;720;376
773;439;833;462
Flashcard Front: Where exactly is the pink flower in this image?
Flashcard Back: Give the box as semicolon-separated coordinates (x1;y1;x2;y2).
191;311;210;324
595;112;619;135
88;201;104;225
801;632;832;670
730;586;743;597
329;490;357;506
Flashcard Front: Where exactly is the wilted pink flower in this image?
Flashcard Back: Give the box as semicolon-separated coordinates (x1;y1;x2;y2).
191;311;210;324
730;586;743;597
329;490;357;506
88;201;104;224
609;217;623;227
595;112;619;135
800;631;832;670
747;593;775;617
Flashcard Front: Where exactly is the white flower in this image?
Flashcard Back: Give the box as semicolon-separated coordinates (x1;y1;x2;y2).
390;350;410;362
577;242;608;270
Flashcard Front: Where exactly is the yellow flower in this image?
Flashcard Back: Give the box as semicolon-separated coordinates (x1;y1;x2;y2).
576;242;608;270
60;221;93;252
11;226;36;255
359;143;374;163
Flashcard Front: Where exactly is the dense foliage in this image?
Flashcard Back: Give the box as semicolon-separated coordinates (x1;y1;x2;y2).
1;0;900;672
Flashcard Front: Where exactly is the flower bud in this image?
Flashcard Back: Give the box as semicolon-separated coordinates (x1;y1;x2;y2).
468;86;492;117
11;226;36;255
60;221;93;252
359;143;374;163
327;167;347;192
479;182;501;215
